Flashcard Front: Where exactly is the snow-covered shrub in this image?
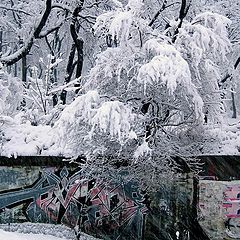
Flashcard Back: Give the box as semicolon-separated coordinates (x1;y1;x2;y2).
53;90;134;155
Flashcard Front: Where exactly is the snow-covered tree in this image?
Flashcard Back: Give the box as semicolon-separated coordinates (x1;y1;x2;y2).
51;0;231;177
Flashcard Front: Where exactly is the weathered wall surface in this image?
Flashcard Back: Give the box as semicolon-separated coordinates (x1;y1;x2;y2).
0;156;214;240
199;180;240;240
0;164;148;240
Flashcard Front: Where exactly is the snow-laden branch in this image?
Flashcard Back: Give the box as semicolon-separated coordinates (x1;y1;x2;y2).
53;89;136;156
52;3;72;12
148;1;180;27
0;37;34;65
90;101;133;142
175;12;231;67
0;5;32;15
137;39;204;120
55;91;100;147
48;77;81;95
0;0;57;66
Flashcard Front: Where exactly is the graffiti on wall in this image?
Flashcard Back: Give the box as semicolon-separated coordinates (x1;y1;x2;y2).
0;166;147;240
223;184;240;239
199;180;240;240
223;185;240;217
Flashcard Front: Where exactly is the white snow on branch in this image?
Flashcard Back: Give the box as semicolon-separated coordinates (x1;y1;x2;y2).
56;90;100;128
90;101;133;143
176;13;231;63
94;0;144;45
110;0;123;9
192;11;232;36
138;40;191;95
49;58;63;69
93;11;117;36
138;39;204;119
144;39;178;57
109;11;133;44
134;140;152;158
126;0;144;15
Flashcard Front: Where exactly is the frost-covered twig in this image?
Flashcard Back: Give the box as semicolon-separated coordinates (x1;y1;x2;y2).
0;5;32;15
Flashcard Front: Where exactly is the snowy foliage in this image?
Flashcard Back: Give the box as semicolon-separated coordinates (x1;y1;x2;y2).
172;12;232;123
176;14;231;65
134;140;152;159
81;0;234;161
54;90;100;150
94;0;146;47
54;90;134;154
109;11;133;44
0;70;23;116
90;101;133;143
193;12;232;37
137;39;203;119
94;11;118;37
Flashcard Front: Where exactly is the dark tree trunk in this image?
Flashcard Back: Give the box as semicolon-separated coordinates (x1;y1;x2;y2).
60;43;76;104
60;1;85;104
34;0;52;38
230;57;240;118
231;91;237;118
75;39;83;79
173;0;190;43
22;55;27;83
70;2;84;93
14;62;18;77
220;57;240;118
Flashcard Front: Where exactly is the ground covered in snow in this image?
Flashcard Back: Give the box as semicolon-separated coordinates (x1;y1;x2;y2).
0;230;68;240
0;223;100;240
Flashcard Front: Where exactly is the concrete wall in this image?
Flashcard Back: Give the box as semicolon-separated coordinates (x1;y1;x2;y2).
0;156;210;240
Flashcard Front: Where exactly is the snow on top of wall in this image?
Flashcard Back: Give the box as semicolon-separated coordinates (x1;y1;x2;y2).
2;116;240;157
1;121;56;158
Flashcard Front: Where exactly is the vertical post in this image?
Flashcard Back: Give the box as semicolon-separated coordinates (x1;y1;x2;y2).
0;30;2;54
231;91;237;118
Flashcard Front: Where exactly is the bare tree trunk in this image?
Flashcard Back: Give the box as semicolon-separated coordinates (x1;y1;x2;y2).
70;2;84;93
173;0;191;43
14;62;18;77
60;43;76;104
60;1;85;104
